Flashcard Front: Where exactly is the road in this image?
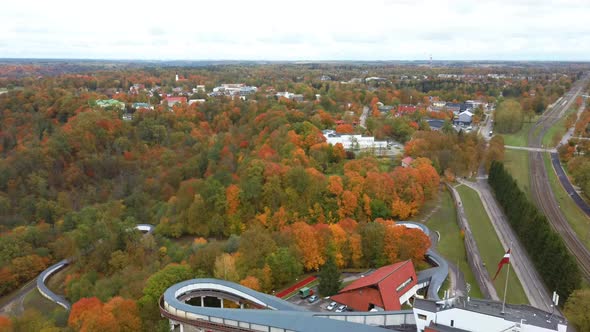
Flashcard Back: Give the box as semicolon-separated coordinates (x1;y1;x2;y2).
446;183;499;301
359;106;369;128
550;152;590;216
478;111;493;141
528;74;590;281
457;178;553;312
0;279;36;316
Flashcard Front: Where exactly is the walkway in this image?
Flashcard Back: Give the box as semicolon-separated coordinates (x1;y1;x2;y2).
504;145;555;152
457;179;553;312
445;184;499;301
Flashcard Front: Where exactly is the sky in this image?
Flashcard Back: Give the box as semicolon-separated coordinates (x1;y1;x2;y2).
1;0;589;61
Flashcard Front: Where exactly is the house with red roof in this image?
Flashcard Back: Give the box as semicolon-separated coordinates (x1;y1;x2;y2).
402;156;414;168
165;96;187;107
330;260;418;311
396;104;417;115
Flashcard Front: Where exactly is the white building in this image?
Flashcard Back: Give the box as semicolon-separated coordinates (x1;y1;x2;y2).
413;297;567;332
323;132;388;150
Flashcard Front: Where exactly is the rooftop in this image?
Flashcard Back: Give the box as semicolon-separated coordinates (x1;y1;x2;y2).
414;297;566;331
340;261;412;293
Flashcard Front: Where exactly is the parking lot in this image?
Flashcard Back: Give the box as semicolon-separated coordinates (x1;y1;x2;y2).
287;293;336;312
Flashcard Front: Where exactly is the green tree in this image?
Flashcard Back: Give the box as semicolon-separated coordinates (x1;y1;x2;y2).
494;99;523;134
266;248;302;287
138;264;195;327
318;254;341;296
564;289;590;331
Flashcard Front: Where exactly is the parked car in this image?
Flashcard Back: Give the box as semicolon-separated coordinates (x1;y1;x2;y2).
307;295;318;303
327;302;337;311
335;304;347;312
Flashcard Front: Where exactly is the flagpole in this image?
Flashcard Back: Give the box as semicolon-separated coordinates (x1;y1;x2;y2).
501;257;510;314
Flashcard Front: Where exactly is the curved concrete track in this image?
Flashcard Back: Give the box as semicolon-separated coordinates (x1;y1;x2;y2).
159;222;449;331
160;278;415;332
35;224;155;311
396;222;448;301
528;75;590;281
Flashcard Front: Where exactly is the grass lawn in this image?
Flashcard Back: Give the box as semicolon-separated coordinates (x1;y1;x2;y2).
23;288;64;315
543;153;590;250
456;185;529;304
502;150;531;199
542;108;577;148
500;121;535;147
427;189;483;299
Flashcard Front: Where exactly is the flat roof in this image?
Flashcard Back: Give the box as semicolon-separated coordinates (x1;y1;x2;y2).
415;297;566;331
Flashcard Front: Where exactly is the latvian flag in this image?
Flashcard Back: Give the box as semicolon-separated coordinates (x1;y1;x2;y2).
493;248;511;281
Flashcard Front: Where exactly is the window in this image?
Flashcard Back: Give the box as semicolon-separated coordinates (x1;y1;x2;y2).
451;320;454;327
418;314;427;320
396;277;413;292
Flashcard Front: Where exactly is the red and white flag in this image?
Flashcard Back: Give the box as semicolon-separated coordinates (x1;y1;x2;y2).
493;248;511;281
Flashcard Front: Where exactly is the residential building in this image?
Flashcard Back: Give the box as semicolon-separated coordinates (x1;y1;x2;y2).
396;104;417;116
426;119;445;131
275;91;304;102
324;133;387;150
454;110;473;126
188;99;206;105
95;99;125;110
402;156;414;168
210;84;258;98
414;297;567;332
331;260;419;312
132;102;153;110
165;96;187;107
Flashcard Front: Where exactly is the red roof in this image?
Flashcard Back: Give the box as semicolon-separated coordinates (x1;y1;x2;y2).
402;156;414;164
397;105;417;113
166;96;187;103
331;260;417;311
340;261;409;293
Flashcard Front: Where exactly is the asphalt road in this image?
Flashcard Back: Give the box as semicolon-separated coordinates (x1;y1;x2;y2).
0;279;36;316
457;178;553;312
550;152;590;216
528;74;590;281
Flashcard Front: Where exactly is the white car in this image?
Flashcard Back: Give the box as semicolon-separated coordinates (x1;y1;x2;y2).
326;302;337;311
335;304;347;312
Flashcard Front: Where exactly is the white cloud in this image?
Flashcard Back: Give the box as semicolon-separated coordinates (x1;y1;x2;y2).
0;0;588;60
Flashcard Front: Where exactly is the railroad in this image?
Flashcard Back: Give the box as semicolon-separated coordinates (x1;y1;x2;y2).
527;74;590;281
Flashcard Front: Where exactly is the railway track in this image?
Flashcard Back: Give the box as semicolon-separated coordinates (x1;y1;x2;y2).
527;75;590;281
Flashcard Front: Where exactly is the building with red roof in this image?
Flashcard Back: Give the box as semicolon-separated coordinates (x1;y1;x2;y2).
331;260;418;312
396;104;418;115
165;96;187;107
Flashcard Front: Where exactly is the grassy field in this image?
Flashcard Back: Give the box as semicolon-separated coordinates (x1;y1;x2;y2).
427;189;483;298
456;185;529;304
500;121;535;147
23;288;64;315
542;108;577;147
543;153;590;250
502;150;531;199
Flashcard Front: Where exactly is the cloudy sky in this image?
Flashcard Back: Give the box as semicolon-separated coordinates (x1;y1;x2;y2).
1;0;589;61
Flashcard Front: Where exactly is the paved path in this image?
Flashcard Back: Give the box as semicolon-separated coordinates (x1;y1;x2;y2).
0;279;36;316
457;178;553;312
446;183;499;301
504;145;556;152
359;106;369;128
